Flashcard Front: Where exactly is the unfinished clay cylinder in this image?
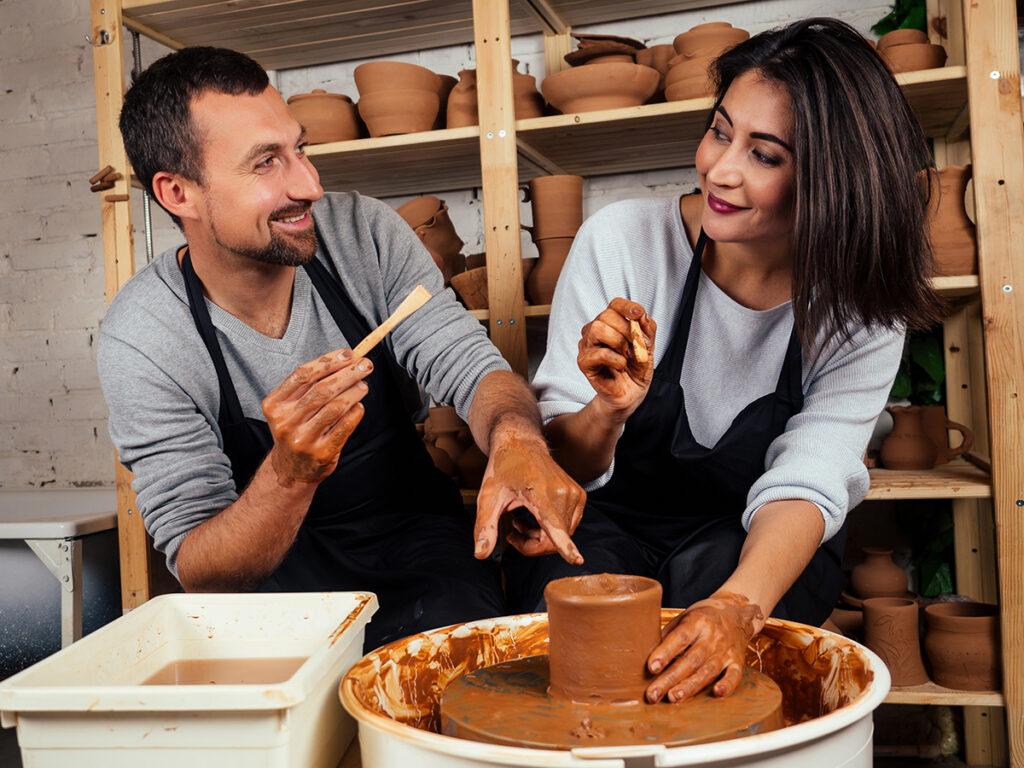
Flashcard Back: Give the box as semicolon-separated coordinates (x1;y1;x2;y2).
924;602;1000;690
545;573;662;704
863;597;929;687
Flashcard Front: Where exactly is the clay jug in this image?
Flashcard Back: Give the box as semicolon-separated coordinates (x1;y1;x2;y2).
414;201;465;285
433;74;458;129
511;60;546;119
924;602;1000;690
863;597;929;686
522;174;584;239
447;69;478;128
285;89;361;144
527;237;574;305
850;547;908;599
880;406;937;470
926;165;978;276
920;405;973;465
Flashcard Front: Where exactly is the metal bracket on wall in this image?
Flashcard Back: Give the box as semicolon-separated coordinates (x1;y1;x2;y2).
25;538;83;648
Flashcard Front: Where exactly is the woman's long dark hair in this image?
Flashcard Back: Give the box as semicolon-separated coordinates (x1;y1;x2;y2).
710;18;944;352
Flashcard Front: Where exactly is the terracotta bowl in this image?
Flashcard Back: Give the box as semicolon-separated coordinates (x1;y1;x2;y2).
877;28;928;50
353;61;441;96
673;23;749;58
357;89;439;137
396;195;443;229
541;62;659;114
450;266;489;310
881;42;948;73
286;89;361;144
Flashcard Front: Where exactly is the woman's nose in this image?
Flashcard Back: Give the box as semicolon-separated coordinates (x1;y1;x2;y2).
705;145;743;189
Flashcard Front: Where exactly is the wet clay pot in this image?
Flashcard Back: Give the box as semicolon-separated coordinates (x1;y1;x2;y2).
512;60;546;119
433;74;458;129
446;69;478;128
880;406;938;470
880;42;947;73
863;597;929;687
528;237;574;305
850;547;908;599
926;164;978;276
357;88;439;137
450;266;489;310
924;602;1000;690
541;62;659;114
635;43;676;100
522;174;584;239
673;22;749;58
545;573;662;704
286;89;361;144
920;405;973;465
353;61;441;95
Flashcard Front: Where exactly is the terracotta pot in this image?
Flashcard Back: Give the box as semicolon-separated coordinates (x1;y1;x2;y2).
450;266;489;310
926;164;978;276
850;547;908;599
664;54;716;101
880;42;947;73
920;405;974;465
829;607;864;641
464;252;486;270
863;597;929;687
353;61;441;95
924;602;1000;690
396;195;443;229
286;89;361;144
880;405;938;470
511;60;546;120
357;88;439;137
673;22;749;58
877;28;928;50
446;69;478;128
527;237;574;305
456;444;488;489
635;44;676;100
433;74;458;129
541;62;660;114
414;201;465;286
522;174;584;239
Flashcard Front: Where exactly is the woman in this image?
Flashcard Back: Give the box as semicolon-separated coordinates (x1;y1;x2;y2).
504;18;944;704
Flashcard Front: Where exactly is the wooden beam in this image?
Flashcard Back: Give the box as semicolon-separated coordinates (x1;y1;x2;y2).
962;2;1024;766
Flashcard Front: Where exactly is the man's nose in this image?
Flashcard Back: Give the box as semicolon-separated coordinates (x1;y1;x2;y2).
289;155;323;201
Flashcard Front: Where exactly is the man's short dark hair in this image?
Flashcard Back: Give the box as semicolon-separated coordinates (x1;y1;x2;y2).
119;46;269;226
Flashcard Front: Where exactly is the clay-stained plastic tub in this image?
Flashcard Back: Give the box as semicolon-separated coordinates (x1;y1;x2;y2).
341;610;890;768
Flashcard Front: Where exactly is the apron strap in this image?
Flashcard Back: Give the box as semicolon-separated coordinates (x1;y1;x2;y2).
660;228;707;381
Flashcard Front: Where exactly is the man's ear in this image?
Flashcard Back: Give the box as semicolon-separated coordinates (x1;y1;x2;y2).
152;171;200;223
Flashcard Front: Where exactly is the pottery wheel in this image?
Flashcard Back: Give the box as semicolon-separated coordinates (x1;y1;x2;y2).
440;655;784;750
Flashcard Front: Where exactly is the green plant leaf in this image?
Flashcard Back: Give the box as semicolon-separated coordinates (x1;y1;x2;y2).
891;369;912;399
911;336;945;385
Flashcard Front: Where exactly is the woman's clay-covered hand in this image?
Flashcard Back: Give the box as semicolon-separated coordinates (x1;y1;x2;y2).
473;431;586;565
645;591;764;703
262;349;373;486
578;298;656;422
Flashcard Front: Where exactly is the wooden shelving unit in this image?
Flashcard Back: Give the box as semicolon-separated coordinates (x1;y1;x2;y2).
90;0;1023;764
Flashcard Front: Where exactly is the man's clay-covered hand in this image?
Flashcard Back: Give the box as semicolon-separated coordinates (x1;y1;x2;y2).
578;298;656;421
645;591;764;704
261;349;373;486
473;431;586;564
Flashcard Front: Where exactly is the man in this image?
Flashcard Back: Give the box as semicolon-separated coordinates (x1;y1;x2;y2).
97;46;584;649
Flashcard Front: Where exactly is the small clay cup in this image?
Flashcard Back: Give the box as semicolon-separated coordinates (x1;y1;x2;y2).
286;89;361;144
545;573;662;704
863;597;929;687
924;602;1000;690
880;42;948;73
541;62;660;114
357;88;439;137
353;61;441;95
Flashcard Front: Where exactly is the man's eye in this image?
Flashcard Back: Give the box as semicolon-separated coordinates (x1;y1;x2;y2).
256;156;276;169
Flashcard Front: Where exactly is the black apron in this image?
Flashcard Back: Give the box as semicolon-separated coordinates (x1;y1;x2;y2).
504;230;846;625
181;246;506;650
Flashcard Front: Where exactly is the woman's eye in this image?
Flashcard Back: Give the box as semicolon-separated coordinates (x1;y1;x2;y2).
753;150;781;167
710;126;729;141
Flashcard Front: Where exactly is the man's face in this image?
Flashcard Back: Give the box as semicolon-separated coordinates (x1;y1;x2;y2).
188;86;324;266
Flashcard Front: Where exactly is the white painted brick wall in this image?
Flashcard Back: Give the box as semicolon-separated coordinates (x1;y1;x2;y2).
1;0;889;489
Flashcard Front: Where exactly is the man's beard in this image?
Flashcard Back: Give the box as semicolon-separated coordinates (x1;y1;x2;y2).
211;208;317;267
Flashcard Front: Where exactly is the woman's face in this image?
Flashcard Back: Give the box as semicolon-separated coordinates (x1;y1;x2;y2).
695;70;796;248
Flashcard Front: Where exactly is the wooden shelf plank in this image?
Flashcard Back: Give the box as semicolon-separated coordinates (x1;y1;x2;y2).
866;458;991;500
933;274;980;297
885;681;1004;707
468;304;551;320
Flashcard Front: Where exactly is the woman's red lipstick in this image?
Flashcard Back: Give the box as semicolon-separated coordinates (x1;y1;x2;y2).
707;192;747;214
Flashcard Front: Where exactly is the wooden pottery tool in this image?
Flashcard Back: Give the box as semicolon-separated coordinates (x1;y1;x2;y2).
351;284;432;358
629;319;649;363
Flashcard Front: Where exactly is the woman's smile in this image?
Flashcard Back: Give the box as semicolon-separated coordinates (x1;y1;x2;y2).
706;192;748;214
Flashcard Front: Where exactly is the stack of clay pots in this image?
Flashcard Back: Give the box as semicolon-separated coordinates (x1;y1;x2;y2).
877;29;947;73
542;34;660;114
635;44;677;102
664;22;749;102
521;174;584;304
286;89;363;144
925;164;978;276
354;61;442;137
421;406;488;489
396;196;465;287
879;405;973;470
446;60;546;129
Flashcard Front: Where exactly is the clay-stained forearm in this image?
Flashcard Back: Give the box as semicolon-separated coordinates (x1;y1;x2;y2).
544;400;627;484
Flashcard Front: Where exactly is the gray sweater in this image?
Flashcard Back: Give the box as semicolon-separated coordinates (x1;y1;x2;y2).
533;198;904;543
97;192;509;575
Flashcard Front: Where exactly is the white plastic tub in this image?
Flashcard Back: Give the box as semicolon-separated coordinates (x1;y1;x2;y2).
341;611;889;768
0;591;377;768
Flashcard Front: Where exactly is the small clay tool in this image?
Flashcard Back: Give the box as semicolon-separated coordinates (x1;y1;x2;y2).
629;319;649;363
351;284;432;359
90;180;116;192
89;165;115;185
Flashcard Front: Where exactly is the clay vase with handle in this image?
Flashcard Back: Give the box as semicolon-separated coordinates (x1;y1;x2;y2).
880;406;938;470
850;547;908;599
863;597;929;687
926;164;978;276
924;602;1000;690
446;69;478;128
920;405;973;465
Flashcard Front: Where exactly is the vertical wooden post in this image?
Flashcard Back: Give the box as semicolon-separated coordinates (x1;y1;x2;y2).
473;0;527;375
91;0;151;611
962;2;1024;767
